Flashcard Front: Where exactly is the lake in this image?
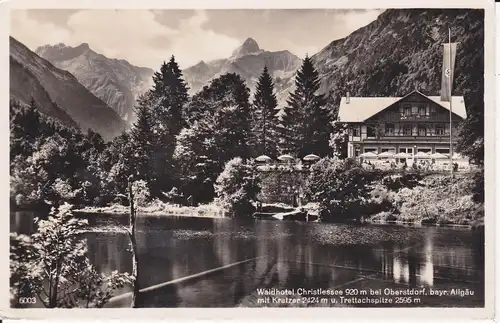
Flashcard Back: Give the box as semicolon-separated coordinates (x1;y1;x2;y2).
10;211;485;308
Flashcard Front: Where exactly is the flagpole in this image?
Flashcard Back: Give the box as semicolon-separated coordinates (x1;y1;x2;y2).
448;27;453;176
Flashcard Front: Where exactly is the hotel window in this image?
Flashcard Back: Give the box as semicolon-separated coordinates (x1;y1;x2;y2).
403;124;412;136
381;148;396;153
364;147;378;153
399;147;414;154
435;124;445;135
352;126;360;137
430;106;437;116
412;105;419;115
436;148;450;154
367;125;376;137
403;104;412;117
385;123;394;135
418;125;427;136
418;106;426;116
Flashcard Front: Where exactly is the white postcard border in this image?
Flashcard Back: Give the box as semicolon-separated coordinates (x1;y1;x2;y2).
0;0;495;321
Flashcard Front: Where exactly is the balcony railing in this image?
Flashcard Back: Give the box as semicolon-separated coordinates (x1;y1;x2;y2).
381;113;451;122
361;134;459;142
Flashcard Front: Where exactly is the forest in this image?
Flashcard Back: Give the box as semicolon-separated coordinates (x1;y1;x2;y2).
10;55;484;220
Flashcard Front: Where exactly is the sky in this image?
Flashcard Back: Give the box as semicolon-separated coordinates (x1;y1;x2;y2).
10;9;384;69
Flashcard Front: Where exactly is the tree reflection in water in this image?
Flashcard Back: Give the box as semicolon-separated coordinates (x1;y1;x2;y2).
10;211;485;307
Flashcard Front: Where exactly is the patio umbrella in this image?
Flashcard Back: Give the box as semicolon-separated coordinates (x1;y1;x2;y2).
255;155;272;163
303;154;320;162
277;154;294;162
394;152;411;159
430;152;448;159
359;152;378;158
378;151;395;158
414;151;431;159
452;153;464;160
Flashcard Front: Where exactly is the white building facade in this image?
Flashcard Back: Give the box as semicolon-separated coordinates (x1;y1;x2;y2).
338;90;467;166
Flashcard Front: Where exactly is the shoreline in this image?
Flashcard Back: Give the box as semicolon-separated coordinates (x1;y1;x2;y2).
74;203;227;219
72;203;483;229
366;212;483;228
367;218;478;229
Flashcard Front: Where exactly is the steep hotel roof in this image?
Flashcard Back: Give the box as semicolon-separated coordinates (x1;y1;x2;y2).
338;91;467;122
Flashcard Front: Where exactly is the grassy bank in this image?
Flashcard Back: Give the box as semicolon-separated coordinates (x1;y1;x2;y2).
75;200;227;218
76;171;483;227
367;173;484;227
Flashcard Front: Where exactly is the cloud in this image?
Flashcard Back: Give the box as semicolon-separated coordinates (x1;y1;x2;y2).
336;9;384;37
11;9;241;70
10;9;383;70
64;10;180;68
169;10;240;67
196;9;384;60
11;10;72;48
287;9;385;57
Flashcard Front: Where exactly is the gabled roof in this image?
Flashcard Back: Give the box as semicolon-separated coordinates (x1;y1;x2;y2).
338;90;467;122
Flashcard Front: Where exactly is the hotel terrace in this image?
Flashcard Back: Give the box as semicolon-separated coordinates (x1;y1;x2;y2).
338;90;468;167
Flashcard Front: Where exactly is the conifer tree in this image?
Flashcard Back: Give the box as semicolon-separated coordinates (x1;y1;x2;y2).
151;55;189;137
274;105;301;155
130;99;155;185
282;55;331;157
214;73;252;161
251;66;278;158
147;55;190;194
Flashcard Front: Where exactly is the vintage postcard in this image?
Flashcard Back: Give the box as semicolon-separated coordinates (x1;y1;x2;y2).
1;0;495;321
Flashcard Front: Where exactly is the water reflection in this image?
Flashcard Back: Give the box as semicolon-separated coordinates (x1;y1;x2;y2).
10;212;484;307
421;234;434;286
372;227;484;290
377;242;431;287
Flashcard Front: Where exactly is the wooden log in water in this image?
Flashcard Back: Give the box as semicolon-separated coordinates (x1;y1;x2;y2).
253;209;318;222
252;212;279;219
272;209;307;221
105;256;264;307
260;204;295;213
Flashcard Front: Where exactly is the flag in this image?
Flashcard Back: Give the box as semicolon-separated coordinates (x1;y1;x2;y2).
440;42;458;102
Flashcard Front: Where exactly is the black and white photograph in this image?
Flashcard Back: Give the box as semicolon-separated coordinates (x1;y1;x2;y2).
4;0;495;319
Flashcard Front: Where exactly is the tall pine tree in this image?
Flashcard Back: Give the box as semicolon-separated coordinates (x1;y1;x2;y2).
251;66;278;158
280;56;331;157
151;55;189;137
130;98;156;186
147;55;190;195
275;104;302;156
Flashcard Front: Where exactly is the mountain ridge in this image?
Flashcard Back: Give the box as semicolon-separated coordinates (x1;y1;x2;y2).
29;9;483;126
10;36;127;141
182;38;302;105
36;42;154;123
310;8;483;117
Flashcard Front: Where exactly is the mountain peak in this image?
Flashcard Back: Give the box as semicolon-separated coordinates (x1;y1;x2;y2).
35;42;92;60
231;37;262;58
76;43;91;51
242;37;259;50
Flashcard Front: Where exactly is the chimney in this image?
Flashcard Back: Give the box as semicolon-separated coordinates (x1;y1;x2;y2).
346;92;350;104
